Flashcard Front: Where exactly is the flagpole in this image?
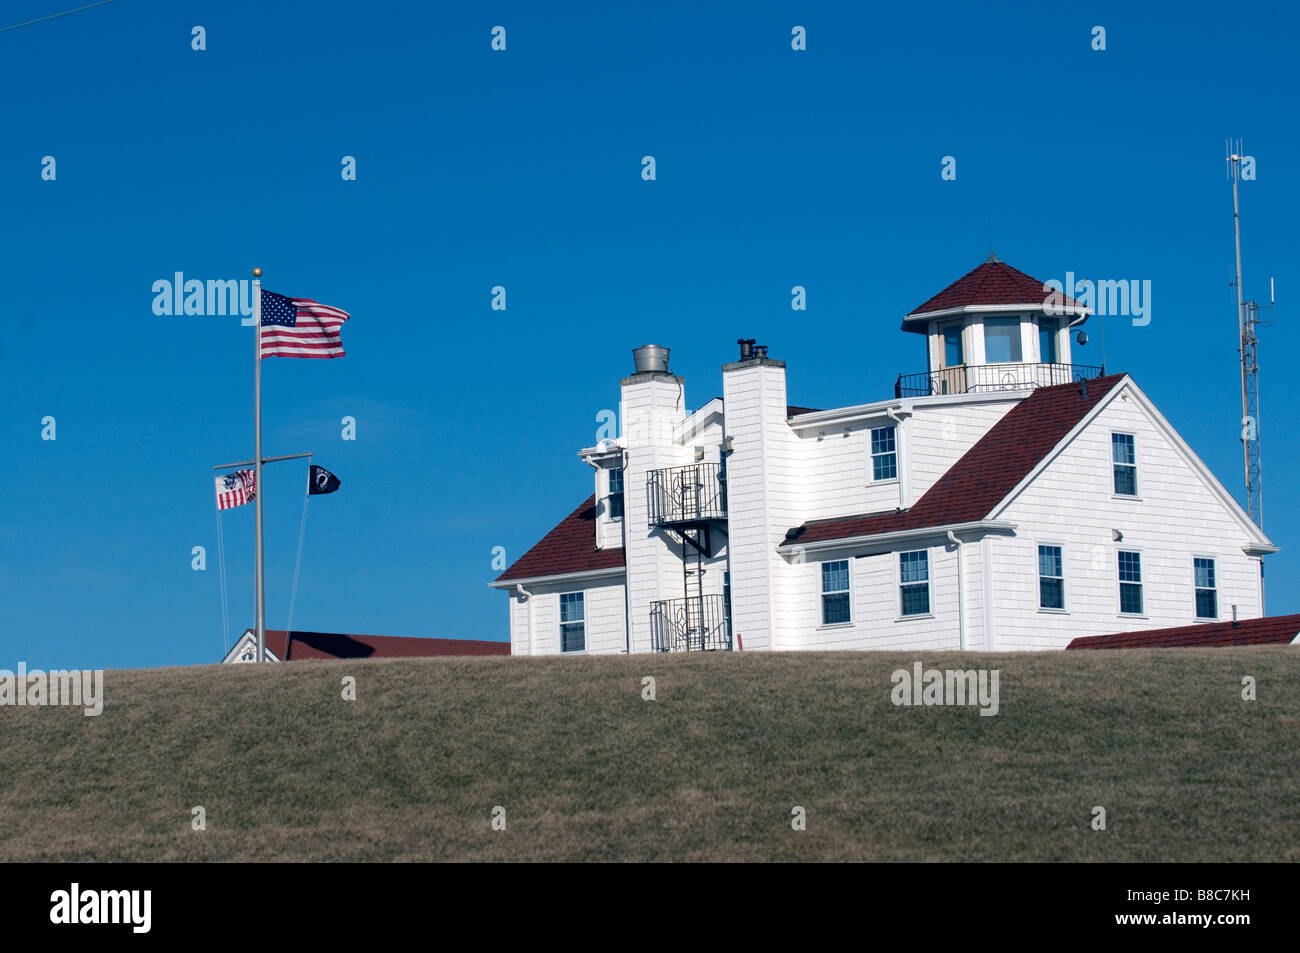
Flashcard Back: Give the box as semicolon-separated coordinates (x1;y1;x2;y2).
253;267;266;663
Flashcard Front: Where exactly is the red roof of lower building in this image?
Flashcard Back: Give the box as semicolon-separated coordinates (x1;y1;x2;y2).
1066;614;1300;649
495;494;626;582
907;256;1083;320
786;374;1126;545
263;630;509;659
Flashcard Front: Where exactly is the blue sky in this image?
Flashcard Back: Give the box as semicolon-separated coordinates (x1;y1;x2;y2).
2;0;1296;670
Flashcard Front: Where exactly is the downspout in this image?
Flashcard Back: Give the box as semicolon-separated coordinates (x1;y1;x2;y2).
621;451;631;653
886;404;906;509
947;530;967;651
514;583;534;656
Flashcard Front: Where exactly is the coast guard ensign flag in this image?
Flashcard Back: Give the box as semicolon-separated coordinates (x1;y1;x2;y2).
215;470;256;510
260;291;349;358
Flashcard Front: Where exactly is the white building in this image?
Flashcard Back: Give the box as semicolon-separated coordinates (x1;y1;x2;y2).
490;257;1277;654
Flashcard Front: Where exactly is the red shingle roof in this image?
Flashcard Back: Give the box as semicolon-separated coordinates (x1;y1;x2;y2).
1067;614;1300;649
495;494;626;582
263;630;509;659
907;257;1083;318
785;374;1126;545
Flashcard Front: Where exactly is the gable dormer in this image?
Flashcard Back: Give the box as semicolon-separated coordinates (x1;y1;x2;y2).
897;255;1096;397
578;440;626;549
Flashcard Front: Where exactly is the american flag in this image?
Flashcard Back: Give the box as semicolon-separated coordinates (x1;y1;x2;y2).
215;469;256;510
260;290;349;359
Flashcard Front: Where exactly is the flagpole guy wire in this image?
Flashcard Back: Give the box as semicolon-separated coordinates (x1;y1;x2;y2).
214;505;231;655
0;0;117;33
286;468;311;637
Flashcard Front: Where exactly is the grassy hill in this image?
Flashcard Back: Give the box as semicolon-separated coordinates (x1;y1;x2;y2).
2;648;1296;862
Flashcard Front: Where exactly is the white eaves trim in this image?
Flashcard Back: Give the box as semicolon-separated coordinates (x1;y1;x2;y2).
788;391;1021;431
487;565;626;590
577;443;625;466
788;402;909;431
902;302;1093;325
777;520;1017;557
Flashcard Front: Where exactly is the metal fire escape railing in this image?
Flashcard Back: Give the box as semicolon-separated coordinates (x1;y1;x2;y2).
645;462;733;651
646;462;727;526
894;362;1104;398
650;594;731;652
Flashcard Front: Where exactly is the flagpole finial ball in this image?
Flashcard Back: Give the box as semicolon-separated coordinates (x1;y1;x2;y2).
253;267;262;278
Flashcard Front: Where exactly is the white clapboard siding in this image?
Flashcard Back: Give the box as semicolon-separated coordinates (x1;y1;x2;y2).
903;399;1017;504
510;579;628;655
722;360;804;651
989;388;1264;649
620;373;691;654
775;544;964;652
798;422;902;520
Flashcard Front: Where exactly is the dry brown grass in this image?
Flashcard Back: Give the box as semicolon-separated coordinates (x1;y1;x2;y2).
1;647;1296;861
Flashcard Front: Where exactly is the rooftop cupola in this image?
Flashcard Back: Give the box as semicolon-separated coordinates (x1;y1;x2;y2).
895;255;1099;397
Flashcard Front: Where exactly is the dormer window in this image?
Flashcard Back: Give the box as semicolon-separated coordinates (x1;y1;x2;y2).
607;467;624;519
984;317;1022;363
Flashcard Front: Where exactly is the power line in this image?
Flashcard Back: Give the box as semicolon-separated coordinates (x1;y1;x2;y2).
0;0;118;34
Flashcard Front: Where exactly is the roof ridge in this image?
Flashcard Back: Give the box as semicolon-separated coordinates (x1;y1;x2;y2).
907;258;1084;318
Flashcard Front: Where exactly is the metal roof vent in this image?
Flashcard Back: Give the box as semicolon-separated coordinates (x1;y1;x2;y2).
632;345;670;375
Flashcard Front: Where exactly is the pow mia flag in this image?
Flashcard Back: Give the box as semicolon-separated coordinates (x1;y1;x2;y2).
308;465;341;495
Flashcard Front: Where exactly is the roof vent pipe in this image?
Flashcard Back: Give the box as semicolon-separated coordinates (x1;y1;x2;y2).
632;345;670;375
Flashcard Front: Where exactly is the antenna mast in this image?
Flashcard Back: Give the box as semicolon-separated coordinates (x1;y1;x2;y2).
1226;139;1273;528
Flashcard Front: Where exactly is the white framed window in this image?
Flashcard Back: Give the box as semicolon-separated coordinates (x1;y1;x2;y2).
1038;544;1065;610
1039;316;1060;363
606;467;624;520
559;591;585;652
899;550;930;617
941;321;964;366
1112;432;1138;496
1117;550;1144;615
871;425;898;481
820;560;851;625
984;316;1023;363
1194;556;1218;619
